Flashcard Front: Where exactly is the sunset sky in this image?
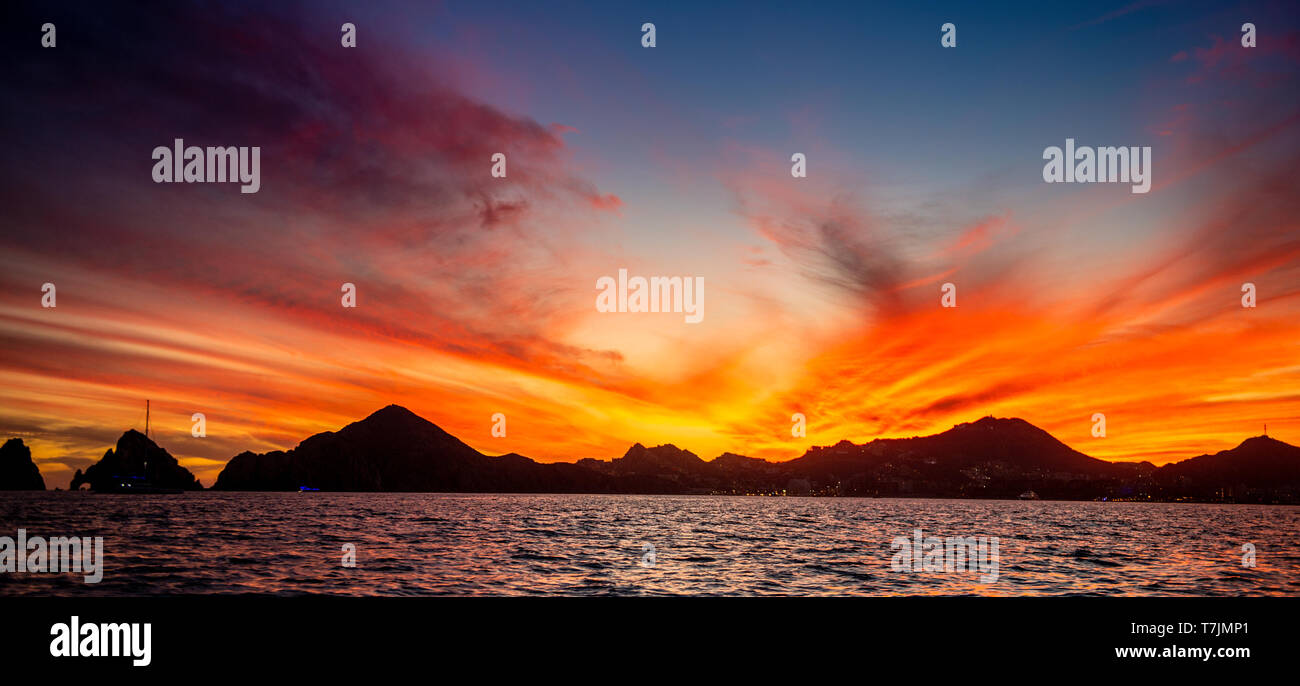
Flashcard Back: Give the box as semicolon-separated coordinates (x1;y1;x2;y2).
2;1;1298;488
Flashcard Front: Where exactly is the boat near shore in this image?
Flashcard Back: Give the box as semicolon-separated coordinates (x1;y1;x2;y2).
69;400;202;494
96;475;184;494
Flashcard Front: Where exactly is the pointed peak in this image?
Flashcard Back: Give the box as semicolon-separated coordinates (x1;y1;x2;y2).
617;442;703;464
118;428;161;449
366;404;421;420
347;405;445;434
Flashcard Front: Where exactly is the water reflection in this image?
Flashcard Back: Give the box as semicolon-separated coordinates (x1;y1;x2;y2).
1;492;1296;596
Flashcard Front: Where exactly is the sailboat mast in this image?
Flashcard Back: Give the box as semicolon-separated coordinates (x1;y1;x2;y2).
146;400;150;439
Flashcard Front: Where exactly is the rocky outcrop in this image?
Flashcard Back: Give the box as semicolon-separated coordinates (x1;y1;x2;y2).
70;430;201;491
0;438;45;490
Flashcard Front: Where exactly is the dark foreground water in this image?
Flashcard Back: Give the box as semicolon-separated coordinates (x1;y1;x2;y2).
1;492;1297;596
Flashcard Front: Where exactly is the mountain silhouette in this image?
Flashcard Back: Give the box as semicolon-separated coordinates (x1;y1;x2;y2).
789;416;1121;476
1153;435;1300;498
70;429;202;492
202;405;1300;502
216;405;658;492
2;407;1294;500
776;416;1161;498
576;443;769;493
0;438;45;490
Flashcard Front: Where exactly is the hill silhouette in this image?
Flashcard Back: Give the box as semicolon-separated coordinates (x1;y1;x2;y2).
8;405;1291;500
199;406;1300;502
217;405;670;493
1153;435;1300;499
